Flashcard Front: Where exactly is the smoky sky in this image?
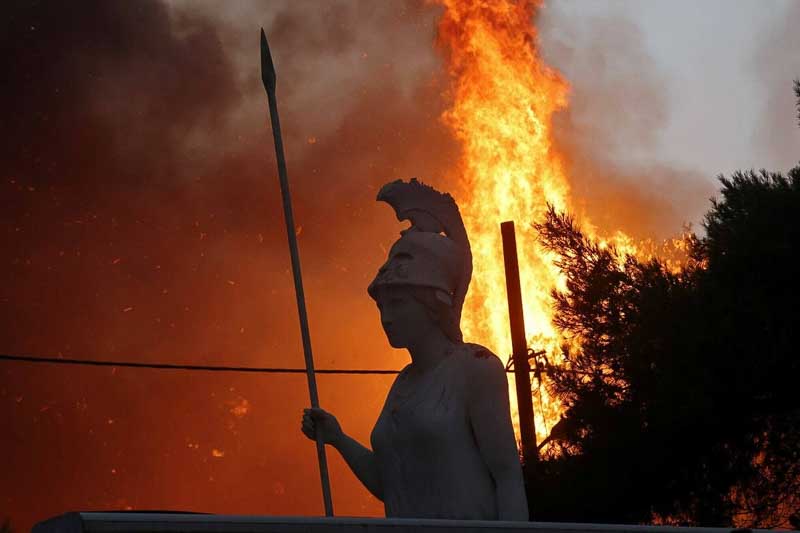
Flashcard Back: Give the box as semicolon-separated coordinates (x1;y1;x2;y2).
538;8;714;240
2;1;787;531
1;1;453;529
1;1;240;188
752;0;800;173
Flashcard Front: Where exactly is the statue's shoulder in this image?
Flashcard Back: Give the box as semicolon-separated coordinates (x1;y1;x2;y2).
461;342;497;360
457;342;505;376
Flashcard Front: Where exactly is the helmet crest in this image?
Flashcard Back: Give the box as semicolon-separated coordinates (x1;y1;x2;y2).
368;179;473;342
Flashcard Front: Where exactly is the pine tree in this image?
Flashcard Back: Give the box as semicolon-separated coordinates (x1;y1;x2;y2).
530;164;800;526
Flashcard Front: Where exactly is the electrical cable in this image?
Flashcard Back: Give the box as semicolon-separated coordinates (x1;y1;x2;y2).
0;353;402;375
1;352;585;376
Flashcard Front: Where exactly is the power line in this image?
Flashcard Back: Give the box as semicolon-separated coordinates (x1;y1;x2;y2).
0;353;401;375
0;352;598;377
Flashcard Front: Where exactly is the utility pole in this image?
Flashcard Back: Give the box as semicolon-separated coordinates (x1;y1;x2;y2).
501;221;538;472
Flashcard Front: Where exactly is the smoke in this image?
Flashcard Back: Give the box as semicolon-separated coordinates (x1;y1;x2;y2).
751;1;800;172
538;5;714;240
3;1;763;529
0;1;241;187
0;1;455;529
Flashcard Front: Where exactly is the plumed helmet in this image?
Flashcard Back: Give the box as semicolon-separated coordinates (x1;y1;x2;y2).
367;231;461;305
368;178;473;341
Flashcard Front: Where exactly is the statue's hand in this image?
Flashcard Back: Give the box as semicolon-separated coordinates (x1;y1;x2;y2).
301;407;344;446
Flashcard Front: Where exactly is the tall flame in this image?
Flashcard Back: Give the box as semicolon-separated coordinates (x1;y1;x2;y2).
435;0;685;445
436;0;574;443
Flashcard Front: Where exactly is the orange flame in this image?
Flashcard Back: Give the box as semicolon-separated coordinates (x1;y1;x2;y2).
436;0;570;444
436;0;690;447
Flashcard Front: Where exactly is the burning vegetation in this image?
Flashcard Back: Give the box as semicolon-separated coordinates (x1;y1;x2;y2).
436;0;572;442
1;0;799;530
431;1;800;526
433;0;691;443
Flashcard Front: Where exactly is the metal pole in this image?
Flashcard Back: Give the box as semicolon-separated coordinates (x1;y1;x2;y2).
260;28;334;517
500;221;539;471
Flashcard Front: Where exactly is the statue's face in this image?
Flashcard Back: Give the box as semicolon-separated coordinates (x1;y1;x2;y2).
374;286;436;349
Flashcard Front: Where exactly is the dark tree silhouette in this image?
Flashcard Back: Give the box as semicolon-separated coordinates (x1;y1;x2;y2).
694;168;800;527
528;209;722;525
528;164;800;527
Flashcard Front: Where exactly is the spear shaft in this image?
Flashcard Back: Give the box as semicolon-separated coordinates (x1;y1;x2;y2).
260;28;334;517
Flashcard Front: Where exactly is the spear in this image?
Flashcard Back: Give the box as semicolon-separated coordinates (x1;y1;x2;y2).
260;28;334;517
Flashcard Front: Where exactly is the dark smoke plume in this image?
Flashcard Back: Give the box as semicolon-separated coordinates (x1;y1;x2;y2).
1;1;452;530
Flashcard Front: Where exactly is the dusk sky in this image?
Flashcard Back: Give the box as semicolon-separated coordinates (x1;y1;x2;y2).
2;1;798;532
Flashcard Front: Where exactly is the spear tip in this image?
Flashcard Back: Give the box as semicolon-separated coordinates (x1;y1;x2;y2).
260;28;276;93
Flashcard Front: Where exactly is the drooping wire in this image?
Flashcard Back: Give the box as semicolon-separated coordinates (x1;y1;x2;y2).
1;351;583;376
0;353;401;375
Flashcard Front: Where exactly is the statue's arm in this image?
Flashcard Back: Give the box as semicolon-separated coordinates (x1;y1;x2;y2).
332;433;384;501
467;354;530;521
303;408;383;501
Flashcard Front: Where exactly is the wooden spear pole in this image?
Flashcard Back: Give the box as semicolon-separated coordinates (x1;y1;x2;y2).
501;221;539;472
260;28;334;517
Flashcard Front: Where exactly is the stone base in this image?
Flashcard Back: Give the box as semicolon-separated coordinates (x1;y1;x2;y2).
32;512;759;533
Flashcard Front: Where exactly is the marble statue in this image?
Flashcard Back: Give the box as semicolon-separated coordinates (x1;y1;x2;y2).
301;179;529;521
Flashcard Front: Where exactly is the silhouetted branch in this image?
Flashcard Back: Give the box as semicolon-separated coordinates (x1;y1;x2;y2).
795;79;800;127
